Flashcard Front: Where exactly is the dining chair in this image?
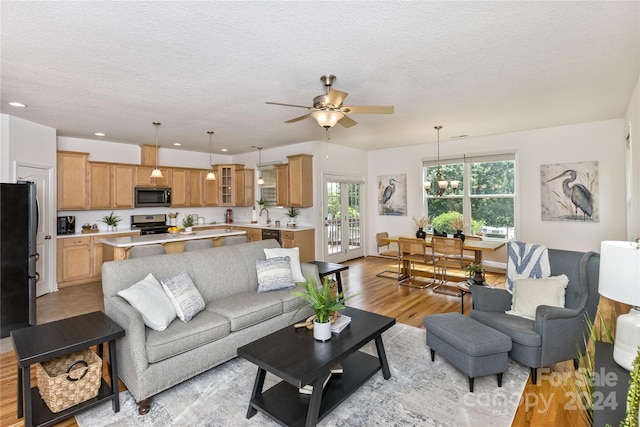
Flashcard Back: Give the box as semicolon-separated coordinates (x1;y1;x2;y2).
431;236;472;293
375;232;402;279
128;244;166;259
398;237;434;288
184;239;214;251
462;235;483;263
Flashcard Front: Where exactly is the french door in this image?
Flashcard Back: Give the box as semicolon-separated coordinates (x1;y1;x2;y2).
324;176;364;263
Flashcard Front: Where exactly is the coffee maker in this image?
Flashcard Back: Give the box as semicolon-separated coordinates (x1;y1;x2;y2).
57;216;76;234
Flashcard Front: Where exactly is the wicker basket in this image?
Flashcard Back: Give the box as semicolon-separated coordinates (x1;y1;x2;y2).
35;349;102;413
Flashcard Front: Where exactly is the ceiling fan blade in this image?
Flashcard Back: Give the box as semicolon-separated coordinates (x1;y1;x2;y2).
326;89;348;107
338;115;358;128
266;101;312;110
340;105;394;114
285;113;312;123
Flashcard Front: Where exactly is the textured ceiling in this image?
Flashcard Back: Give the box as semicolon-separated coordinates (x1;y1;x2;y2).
1;1;638;154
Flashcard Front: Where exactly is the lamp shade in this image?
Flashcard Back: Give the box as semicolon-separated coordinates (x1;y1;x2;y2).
598;241;640;306
311;110;344;128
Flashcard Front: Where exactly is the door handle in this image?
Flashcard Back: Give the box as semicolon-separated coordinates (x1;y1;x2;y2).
44;235;52;240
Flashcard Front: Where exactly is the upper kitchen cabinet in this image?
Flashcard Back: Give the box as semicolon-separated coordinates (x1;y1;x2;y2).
187;169;204;206
169;169;188;207
213;164;245;206
58;151;89;210
135;166;171;187
235;167;255;207
276;154;313;207
203;170;219;206
89;162;135;210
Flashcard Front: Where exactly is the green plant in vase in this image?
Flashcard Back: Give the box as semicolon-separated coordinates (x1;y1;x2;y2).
285;206;300;226
182;215;195;231
465;263;485;284
100;211;121;231
292;276;350;341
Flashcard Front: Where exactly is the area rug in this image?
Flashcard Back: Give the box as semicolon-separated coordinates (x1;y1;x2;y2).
76;322;529;426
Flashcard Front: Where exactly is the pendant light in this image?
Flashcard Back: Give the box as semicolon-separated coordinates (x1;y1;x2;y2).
423;125;459;197
256;147;264;185
205;131;216;181
150;122;163;178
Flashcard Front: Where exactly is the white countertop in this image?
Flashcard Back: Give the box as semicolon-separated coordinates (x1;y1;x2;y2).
101;229;246;247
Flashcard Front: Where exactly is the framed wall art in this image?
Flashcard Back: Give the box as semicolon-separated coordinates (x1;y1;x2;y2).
540;160;599;222
377;173;406;216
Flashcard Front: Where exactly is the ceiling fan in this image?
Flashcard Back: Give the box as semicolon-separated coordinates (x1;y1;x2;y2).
266;74;394;129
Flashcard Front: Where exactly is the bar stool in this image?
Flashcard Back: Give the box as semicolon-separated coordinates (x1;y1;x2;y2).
128;244;166;259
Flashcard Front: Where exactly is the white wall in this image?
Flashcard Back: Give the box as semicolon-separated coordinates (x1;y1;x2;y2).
625;75;640;241
367;119;627;256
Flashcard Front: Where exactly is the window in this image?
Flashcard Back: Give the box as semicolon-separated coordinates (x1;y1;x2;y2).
258;167;277;207
422;152;516;239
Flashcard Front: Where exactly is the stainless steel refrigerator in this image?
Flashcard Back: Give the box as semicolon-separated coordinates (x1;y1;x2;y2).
1;181;38;337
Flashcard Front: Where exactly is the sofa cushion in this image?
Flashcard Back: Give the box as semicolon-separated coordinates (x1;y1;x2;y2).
469;310;541;347
161;272;206;322
256;256;296;293
264;247;305;282
207;292;283;331
145;310;231;363
117;273;176;331
269;288;310;314
506;275;569;320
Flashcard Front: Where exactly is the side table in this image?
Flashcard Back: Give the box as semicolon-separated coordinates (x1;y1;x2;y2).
10;311;125;427
593;341;630;426
310;261;349;294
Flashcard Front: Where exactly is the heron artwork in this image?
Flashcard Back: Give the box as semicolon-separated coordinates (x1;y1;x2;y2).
378;175;406;216
547;169;594;221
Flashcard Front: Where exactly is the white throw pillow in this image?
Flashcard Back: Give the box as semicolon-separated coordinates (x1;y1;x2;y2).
264;247;305;282
161;272;205;322
256;256;295;293
506;274;569;320
118;273;176;331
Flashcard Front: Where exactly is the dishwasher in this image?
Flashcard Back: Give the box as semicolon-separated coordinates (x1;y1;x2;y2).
262;228;282;244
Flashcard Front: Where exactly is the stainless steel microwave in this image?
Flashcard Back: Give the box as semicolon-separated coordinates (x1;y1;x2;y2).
134;187;172;207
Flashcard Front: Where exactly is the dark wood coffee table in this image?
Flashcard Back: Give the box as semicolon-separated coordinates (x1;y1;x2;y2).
10;311;125;427
237;307;395;427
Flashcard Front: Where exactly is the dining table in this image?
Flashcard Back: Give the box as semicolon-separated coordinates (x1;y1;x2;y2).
382;235;505;264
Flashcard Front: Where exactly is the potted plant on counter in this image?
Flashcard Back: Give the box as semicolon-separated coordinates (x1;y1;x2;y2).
292;277;347;341
100;211;121;232
182;215;195;233
285;206;300;228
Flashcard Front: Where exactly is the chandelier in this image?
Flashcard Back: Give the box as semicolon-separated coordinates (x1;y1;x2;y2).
424;125;459;196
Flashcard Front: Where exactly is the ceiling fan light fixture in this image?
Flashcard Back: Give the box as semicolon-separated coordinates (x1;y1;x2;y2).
312;110;344;128
151;122;163;179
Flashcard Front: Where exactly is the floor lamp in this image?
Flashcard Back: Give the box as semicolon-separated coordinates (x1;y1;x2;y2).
598;240;640;371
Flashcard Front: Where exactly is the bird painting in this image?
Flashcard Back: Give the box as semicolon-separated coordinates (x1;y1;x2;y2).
378;174;406;216
541;162;598;222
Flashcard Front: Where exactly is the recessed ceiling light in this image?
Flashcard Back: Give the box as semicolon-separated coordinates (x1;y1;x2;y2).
94;132;105;137
8;102;26;108
173;142;181;146
221;148;228;152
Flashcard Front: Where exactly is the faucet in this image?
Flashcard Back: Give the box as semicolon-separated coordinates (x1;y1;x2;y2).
259;206;271;224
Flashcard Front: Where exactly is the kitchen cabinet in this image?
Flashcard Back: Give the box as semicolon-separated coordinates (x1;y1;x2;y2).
89;162;112;209
188;169;204;206
56;237;92;286
170;169;188;207
203;173;219;206
234;167;255;207
281;228;315;262
135;166;171;187
287;154;313;207
275;154;313;208
213;164;245;206
58;151;89;210
112;164;135;208
234;227;262;242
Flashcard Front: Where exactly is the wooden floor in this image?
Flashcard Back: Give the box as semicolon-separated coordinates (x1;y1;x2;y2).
0;255;625;427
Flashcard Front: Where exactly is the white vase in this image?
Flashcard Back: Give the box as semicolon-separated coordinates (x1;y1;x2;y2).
185;227;193;233
313;319;332;342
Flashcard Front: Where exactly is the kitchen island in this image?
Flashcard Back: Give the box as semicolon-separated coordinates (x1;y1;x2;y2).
101;229;247;260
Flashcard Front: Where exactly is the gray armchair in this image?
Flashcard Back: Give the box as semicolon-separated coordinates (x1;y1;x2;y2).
469;248;600;384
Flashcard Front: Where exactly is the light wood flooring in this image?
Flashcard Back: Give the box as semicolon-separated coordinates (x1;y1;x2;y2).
0;256;625;427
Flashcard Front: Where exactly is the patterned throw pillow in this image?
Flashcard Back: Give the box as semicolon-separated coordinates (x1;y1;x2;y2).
117;273;176;331
256;256;295;293
161;272;205;322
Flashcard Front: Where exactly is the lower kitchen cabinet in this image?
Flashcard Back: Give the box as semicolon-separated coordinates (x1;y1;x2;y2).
282;229;315;262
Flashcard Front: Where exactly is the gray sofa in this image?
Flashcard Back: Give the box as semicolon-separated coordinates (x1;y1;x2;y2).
101;239;317;414
469;248;600;384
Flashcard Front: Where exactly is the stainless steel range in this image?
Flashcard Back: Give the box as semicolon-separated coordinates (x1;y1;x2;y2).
131;214;168;235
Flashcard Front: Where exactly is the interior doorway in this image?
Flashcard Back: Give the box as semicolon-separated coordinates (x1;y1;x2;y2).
16;164;55;296
323;175;364;263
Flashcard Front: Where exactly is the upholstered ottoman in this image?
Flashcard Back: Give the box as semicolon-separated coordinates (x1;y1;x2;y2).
423;312;512;392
